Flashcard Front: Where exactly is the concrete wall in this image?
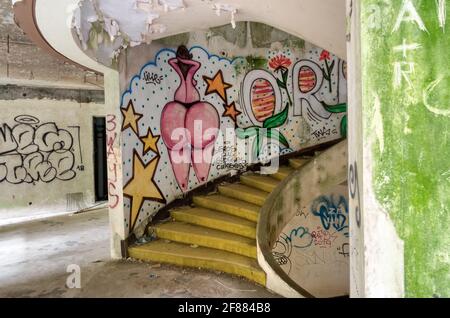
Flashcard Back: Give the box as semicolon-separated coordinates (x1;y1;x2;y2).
0;97;105;220
0;1;107;222
349;0;450;297
118;23;348;237
272;184;349;297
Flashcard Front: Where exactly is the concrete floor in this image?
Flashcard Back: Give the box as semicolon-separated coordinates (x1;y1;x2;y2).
0;209;277;298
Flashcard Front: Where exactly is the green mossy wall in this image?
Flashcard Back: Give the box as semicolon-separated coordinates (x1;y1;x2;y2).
361;0;449;297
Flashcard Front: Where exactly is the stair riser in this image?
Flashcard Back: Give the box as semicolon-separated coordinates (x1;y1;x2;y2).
193;197;259;222
128;248;266;286
240;178;277;193
289;159;309;169
218;187;266;206
271;172;289;181
171;212;256;239
156;228;257;259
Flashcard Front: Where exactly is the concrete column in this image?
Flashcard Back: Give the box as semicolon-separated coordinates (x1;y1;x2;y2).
347;0;449;297
346;0;366;298
104;69;126;259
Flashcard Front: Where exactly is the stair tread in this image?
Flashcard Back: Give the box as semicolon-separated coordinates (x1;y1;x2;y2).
194;195;261;213
130;240;261;268
156;221;256;246
193;194;260;222
218;183;269;206
128;240;265;285
171;206;256;238
171;207;256;228
240;173;280;192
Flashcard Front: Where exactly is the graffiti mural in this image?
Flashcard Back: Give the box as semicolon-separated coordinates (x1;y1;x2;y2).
0;115;82;185
121;41;347;232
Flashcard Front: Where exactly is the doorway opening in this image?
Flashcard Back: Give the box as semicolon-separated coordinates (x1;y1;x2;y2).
93;117;108;202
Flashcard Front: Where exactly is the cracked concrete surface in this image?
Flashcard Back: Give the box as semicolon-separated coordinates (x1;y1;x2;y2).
0;209;277;298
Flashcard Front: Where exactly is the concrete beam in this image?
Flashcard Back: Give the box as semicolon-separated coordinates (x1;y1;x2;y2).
0;84;104;103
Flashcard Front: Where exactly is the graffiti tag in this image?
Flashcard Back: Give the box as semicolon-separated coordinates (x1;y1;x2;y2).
144;71;164;85
106;114;119;209
311;195;349;236
0;115;79;184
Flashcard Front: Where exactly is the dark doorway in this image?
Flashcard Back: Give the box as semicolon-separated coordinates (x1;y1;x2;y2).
93;117;108;201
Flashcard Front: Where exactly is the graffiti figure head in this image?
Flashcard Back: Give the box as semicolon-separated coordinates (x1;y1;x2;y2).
175;45;193;80
160;46;220;192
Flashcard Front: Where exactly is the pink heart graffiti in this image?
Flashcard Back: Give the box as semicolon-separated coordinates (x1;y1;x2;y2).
161;46;219;192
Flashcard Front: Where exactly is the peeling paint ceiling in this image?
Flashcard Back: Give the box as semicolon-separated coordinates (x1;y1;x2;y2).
26;0;346;71
72;0;242;65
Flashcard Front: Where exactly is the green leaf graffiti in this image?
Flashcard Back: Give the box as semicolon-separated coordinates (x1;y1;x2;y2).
263;104;289;128
321;102;348;137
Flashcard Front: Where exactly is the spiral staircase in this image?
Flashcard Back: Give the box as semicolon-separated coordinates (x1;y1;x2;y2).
128;158;309;285
128;139;348;298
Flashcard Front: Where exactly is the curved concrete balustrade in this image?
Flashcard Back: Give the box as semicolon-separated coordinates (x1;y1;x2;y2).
257;140;348;298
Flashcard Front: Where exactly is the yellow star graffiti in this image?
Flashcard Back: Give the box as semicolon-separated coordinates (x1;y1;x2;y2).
123;150;166;231
121;100;143;135
140;128;160;155
203;70;232;103
222;101;242;123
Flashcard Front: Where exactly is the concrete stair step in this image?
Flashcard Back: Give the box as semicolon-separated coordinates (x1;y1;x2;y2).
289;158;310;169
218;184;268;206
155;221;257;259
270;166;295;180
170;207;256;239
240;173;280;193
128;240;266;285
193;194;260;222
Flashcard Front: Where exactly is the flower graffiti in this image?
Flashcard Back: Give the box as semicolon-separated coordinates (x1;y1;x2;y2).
269;54;292;71
236;55;294;159
319;50;331;61
319;50;335;94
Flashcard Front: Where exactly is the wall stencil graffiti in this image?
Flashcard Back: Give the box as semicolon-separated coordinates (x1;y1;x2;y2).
121;40;347;232
0;115;81;185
